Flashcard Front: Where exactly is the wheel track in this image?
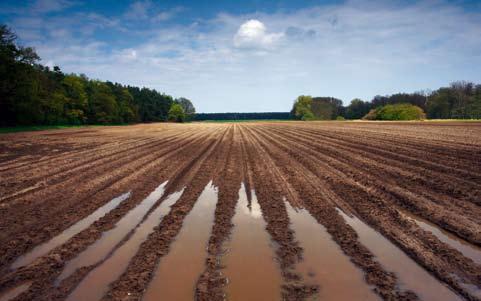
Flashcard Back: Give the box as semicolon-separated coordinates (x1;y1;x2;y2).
241;124;416;300
195;124;241;301
250;124;480;300
100;124;230;301
0;127;216;268
272;125;481;192
0;125;224;301
239;125;322;300
282;124;481;181
0;131;193;203
266;126;481;236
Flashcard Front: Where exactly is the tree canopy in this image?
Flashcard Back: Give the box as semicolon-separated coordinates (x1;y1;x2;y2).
291;95;344;120
168;103;186;122
342;83;481;120
363;103;426;120
292;95;314;120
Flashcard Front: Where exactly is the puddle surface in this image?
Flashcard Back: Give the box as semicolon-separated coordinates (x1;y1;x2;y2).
57;182;168;283
143;182;218;301
11;192;131;269
222;185;282;301
66;189;184;301
399;209;481;265
0;282;31;301
286;202;379;301
338;209;462;301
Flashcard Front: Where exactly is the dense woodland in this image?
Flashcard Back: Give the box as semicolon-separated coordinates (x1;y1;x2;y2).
0;25;194;126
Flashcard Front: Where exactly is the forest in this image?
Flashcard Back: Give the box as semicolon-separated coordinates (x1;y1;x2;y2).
0;25;194;127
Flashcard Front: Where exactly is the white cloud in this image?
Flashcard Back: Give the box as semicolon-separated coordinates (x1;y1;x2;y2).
124;1;152;20
30;0;75;14
16;1;481;113
152;7;184;22
233;19;284;49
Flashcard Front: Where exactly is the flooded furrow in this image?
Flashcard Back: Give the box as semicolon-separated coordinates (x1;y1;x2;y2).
221;185;282;301
143;182;218;301
285;202;380;301
337;209;462;301
0;282;31;301
56;181;168;283
66;189;184;301
399;209;481;265
10;192;131;270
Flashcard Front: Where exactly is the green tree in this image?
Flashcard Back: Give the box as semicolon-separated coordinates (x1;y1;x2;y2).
293;95;314;120
168;103;186;122
345;98;371;119
0;25;41;125
176;97;196;121
62;75;88;124
311;97;343;120
87;81;119;124
363;103;425;120
426;88;451;119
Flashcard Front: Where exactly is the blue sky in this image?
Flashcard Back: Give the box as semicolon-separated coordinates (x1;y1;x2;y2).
1;0;481;112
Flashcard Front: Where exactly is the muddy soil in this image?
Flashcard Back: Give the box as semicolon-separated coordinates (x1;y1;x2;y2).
0;121;480;301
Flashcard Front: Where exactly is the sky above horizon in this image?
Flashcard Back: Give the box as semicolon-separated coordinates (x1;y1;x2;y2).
1;0;481;113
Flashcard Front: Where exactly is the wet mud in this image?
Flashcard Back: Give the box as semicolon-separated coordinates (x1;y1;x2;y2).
65;189;183;301
56;182;168;283
286;202;380;301
143;183;218;301
0;121;480;301
10;192;131;270
338;209;462;301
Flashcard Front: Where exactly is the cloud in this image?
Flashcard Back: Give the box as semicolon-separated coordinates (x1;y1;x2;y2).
30;0;76;14
233;19;284;49
11;0;481;113
123;1;182;22
152;7;184;22
124;1;152;20
285;26;316;39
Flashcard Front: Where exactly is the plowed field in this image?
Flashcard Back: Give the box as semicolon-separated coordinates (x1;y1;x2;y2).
0;121;480;301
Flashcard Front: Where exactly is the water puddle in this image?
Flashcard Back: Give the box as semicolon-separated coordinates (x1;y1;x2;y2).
337;209;462;301
399;209;481;265
66;189;184;301
286;202;379;301
0;282;31;301
56;181;168;283
11;192;131;270
221;185;282;301
143;182;218;301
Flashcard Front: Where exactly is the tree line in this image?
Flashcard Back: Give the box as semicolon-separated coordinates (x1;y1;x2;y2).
194;112;291;121
0;25;194;127
292;81;481;121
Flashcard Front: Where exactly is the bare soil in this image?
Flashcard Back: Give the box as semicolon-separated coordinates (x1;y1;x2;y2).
0;121;480;301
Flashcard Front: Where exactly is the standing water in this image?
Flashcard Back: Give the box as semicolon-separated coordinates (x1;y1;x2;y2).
337;209;462;301
221;185;282;301
143;182;218;301
66;189;184;301
11;192;131;269
0;282;32;301
56;182;168;283
285;202;379;301
398;208;481;265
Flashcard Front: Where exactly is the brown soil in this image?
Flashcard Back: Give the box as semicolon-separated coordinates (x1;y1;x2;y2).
0;121;480;301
